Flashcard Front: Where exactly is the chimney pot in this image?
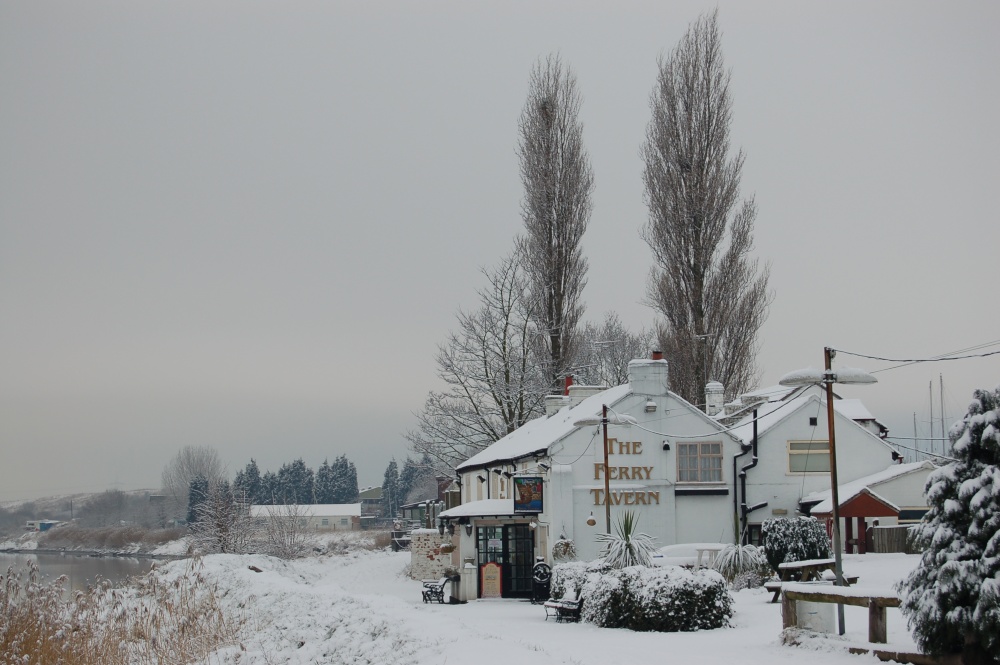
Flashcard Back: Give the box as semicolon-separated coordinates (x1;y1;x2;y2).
651;350;663;361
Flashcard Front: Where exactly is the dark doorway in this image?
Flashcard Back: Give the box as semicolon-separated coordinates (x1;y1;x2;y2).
476;524;534;598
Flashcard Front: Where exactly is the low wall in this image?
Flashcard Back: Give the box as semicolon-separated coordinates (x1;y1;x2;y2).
409;529;457;581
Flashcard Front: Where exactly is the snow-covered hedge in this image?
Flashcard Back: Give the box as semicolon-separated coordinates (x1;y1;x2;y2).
551;562;733;632
761;517;831;573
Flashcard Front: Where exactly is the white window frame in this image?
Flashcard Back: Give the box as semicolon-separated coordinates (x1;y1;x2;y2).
677;441;724;484
787;440;831;474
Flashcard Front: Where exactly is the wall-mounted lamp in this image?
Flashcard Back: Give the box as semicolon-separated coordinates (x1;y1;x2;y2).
645;400;657;413
446;523;455;536
662;441;671;451
502;471;514;479
586;512;597;527
538;463;550;472
438;521;445;536
492;468;503;475
477;475;486;483
465;523;473;537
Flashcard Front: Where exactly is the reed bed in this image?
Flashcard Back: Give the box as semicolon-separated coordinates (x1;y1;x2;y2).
1;556;246;665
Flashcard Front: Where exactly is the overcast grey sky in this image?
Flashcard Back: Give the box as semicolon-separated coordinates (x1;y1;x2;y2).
2;1;998;502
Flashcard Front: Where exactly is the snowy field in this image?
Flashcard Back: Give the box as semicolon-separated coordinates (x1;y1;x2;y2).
166;550;921;665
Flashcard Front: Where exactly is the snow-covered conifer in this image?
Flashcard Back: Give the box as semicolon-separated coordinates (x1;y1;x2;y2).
897;386;1000;662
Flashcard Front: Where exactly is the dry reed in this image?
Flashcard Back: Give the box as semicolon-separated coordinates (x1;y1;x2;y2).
0;555;247;665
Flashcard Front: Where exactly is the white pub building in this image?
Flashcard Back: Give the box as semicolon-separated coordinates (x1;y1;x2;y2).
438;353;905;600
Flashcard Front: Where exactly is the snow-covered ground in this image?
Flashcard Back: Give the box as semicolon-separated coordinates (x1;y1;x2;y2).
162;550;921;665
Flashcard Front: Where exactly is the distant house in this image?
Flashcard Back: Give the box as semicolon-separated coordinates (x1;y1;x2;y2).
249;504;361;531
25;520;61;532
359;486;382;517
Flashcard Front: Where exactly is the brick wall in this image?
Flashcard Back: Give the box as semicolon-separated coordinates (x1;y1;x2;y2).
409;528;458;580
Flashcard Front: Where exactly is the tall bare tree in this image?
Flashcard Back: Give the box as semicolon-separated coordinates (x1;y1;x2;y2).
407;255;546;475
574;312;656;388
516;54;594;393
641;10;771;405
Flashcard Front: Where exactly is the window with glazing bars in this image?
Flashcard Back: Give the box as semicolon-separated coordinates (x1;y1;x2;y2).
677;442;723;483
787;441;831;473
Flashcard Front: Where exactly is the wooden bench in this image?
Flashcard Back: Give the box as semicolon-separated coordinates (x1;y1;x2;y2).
782;583;900;643
421;577;448;604
766;574;859;603
544;590;583;623
767;559;857;603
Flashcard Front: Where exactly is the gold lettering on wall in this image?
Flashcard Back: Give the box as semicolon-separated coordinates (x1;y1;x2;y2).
590;489;661;506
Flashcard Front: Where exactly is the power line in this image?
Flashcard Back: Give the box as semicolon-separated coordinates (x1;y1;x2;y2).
884;439;956;462
833;339;1000;373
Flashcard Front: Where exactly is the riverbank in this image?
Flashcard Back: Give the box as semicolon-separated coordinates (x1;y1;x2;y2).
0;527;191;558
0;547;187;559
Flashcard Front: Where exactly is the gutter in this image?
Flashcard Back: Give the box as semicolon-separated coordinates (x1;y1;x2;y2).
738;408;768;543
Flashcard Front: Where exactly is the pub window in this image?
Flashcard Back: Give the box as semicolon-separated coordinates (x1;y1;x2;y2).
321;518;329;526
677;442;723;483
788;440;831;473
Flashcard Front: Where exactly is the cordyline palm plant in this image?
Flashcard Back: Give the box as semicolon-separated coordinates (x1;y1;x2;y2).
596;510;657;569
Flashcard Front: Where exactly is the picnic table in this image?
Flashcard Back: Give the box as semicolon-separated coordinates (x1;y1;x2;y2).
765;559;858;603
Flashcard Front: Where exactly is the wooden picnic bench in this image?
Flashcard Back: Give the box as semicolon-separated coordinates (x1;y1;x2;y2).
766;559;858;603
544;590;583;623
421;577;448;604
782;583;900;643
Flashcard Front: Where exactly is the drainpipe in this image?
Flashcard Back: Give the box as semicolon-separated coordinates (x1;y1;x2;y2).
732;443;752;544
739;408;768;544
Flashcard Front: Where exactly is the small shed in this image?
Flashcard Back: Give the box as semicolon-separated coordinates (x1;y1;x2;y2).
809;488;899;554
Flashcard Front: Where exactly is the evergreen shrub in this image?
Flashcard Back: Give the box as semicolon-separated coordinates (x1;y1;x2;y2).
897;386;1000;663
551;562;733;632
761;517;832;574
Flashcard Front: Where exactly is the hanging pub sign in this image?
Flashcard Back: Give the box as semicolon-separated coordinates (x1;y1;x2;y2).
513;477;543;513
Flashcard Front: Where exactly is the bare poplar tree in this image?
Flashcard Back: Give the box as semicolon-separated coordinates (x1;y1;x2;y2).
407;254;547;475
574;312;656;388
516;54;594;393
641;10;771;405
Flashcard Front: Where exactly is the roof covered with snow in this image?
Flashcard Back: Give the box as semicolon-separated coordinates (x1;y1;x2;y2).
801;461;935;513
457;384;631;471
249;503;361;518
438;499;517;519
725;391;892;448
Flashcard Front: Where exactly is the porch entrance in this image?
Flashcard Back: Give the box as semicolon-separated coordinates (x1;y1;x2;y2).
476;524;534;598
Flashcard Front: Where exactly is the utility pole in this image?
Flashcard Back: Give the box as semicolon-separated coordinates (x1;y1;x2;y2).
940;374;946;456
824;347;847;635
602;404;611;534
929;382;934;458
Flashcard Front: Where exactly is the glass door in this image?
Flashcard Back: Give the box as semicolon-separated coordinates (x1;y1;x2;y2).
476;524;534;598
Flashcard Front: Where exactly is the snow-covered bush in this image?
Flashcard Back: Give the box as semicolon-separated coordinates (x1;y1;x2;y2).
550;560;609;600
713;543;770;587
581;565;732;632
761;517;831;574
595;510;657;569
897;386;1000;663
